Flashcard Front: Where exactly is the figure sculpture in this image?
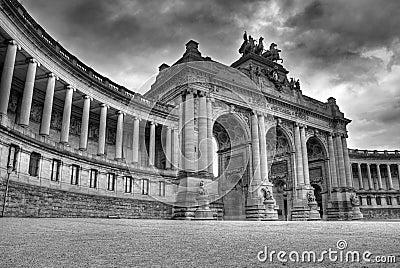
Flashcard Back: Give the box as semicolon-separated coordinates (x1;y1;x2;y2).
350;193;360;206
307;191;316;203
198;180;208;196
238;31;248;54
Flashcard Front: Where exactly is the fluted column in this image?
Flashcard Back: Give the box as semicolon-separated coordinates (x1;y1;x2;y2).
39;73;56;136
207;96;214;175
0;40;18;116
79;95;91;150
366;163;373;190
294;123;304;185
115;111;124;160
335;135;346;187
19;58;38;126
149;121;156;166
251;113;261;187
198;92;208;172
97;103;108;155
327;133;338;188
357;163;364;190
60;86;74;144
398;164;400;190
172;128;179;169
132;117;140;163
342;135;352;188
258;114;268;182
377;164;383;190
165;126;172;169
300;125;310;185
183;90;195;172
387;164;394;190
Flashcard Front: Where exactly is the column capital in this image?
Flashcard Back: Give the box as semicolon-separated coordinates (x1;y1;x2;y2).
46;72;58;79
82;95;93;101
99;103;109;108
197;90;207;97
4;39;17;46
133;115;140;121
25;57;37;64
150;121;156;126
182;88;195;96
116;110;125;116
65;85;76;92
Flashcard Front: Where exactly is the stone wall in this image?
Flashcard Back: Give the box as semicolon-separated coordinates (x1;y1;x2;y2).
0;180;173;219
361;207;400;220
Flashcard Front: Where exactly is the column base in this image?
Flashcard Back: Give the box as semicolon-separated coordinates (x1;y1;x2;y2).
263;199;278;221
0;114;9;128
245;197;266;221
194;195;214;220
308;201;321;221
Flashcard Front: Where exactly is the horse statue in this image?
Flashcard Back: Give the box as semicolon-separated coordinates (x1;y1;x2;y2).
254;36;264;55
262;43;283;63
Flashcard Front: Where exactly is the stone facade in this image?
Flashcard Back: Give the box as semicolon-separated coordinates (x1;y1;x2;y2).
0;0;398;221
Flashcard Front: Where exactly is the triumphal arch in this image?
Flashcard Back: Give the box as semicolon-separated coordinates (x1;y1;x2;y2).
144;38;363;221
0;0;378;221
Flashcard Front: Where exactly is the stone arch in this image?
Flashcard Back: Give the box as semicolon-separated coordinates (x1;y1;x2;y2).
266;125;294;157
213;112;251;220
306;136;329;220
265;125;295;221
307;136;328;162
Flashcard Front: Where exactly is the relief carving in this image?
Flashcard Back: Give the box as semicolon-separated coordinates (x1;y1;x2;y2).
50;109;62;130
30;99;43;123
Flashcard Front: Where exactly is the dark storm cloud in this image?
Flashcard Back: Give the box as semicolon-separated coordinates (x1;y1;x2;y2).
281;0;400;75
21;0;400;149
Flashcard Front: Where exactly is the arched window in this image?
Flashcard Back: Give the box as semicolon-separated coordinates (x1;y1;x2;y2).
28;152;41;177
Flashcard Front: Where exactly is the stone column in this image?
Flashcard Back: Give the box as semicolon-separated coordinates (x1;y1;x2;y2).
79;95;91;150
357;163;364;190
366;163;373;190
173;128;179;169
335;135;346;187
149;121;156;166
198;92;208;173
251;113;261;187
327;133;338;188
207;96;214;175
342;136;353;188
398;164;400;190
258;114;268;182
377;164;383;190
183;90;195;172
300;125;310;185
0;40;18;116
60;86;74;144
165;126;172;169
387;164;394;190
97;103;108;155
39;73;56;136
132;117;140;163
19;58;38;126
294;123;304;185
115;111;124;160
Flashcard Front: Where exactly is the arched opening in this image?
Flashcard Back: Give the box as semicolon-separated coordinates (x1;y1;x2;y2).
307;136;328;219
213;113;250;220
266;126;294;221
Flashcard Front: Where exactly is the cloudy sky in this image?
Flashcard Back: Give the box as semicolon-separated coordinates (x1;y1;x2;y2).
22;0;400;150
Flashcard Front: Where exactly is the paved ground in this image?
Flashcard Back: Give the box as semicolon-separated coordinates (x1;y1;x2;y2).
0;218;399;267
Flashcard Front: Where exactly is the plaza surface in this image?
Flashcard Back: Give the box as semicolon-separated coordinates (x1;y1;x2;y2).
0;218;399;267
